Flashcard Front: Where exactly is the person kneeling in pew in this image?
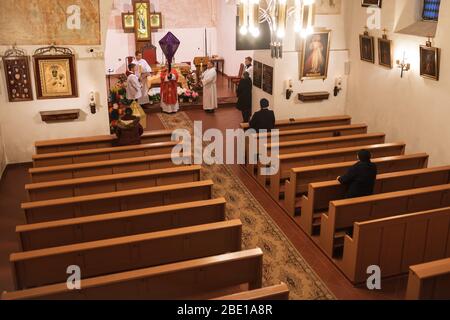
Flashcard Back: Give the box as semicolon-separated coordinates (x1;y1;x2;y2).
337;150;378;199
115;108;144;147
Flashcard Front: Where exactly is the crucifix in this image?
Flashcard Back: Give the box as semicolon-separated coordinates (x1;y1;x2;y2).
121;0;160;64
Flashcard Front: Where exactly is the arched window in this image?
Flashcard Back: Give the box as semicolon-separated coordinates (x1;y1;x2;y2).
422;0;441;21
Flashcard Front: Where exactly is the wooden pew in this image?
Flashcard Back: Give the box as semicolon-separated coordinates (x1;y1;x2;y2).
11;219;242;290
267;143;406;199
17;198;226;251
339;207;450;284
2;248;263;300
35;130;174;155
284;153;429;217
240;115;351;131
26;165;201;201
268;133;386;156
320;184;450;257
22;180;214;224
406;258;450;300
32;141;181;168
244;124;368;170
29;153;192;183
212;283;289;300
252;133;386;180
300;165;450;236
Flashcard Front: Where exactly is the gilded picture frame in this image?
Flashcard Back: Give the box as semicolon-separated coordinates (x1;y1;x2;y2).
122;12;135;33
300;30;331;81
33;55;78;99
378;37;393;69
360;34;375;64
133;0;151;42
420;45;440;81
150;12;162;29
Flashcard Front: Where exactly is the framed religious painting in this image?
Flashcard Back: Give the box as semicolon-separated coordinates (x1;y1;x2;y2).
360;33;375;63
122;12;135;33
33;46;78;100
362;0;382;8
316;0;342;15
420;44;440;81
2;47;33;102
378;36;393;68
300;30;331;81
133;0;151;42
150;12;162;30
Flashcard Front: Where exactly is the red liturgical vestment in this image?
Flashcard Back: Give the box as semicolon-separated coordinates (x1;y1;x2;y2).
160;69;179;105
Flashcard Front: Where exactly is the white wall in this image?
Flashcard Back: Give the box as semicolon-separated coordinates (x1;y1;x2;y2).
216;0;253;76
346;0;450;166
0;0;113;164
105;0;218;74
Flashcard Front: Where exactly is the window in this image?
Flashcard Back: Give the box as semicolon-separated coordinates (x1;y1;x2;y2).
422;0;441;21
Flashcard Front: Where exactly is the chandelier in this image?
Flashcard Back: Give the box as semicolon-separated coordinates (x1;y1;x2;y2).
238;0;316;58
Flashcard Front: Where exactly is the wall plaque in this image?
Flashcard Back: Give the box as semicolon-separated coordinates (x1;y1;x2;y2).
2;47;33;102
262;64;273;95
253;61;263;89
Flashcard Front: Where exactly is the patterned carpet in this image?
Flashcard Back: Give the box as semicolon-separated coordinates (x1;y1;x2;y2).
157;111;335;300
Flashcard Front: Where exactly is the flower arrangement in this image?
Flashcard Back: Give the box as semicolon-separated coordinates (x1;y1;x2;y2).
148;88;161;104
178;88;200;103
109;74;132;106
186;71;203;92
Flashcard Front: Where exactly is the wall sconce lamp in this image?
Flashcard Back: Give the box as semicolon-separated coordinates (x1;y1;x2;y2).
396;52;410;78
334;76;343;97
285;79;293;99
89;91;97;114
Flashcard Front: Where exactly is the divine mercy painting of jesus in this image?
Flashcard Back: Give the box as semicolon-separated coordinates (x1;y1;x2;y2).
300;30;331;80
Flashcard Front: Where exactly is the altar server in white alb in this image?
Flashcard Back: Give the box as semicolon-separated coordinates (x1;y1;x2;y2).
202;61;218;113
132;51;153;105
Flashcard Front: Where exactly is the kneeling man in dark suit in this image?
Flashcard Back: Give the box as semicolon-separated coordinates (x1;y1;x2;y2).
338;150;378;199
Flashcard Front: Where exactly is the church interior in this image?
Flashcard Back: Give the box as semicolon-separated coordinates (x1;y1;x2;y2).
0;0;449;302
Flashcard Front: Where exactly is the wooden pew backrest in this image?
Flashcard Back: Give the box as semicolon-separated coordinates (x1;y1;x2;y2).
29;153;192;183
2;248;263;300
406;258;450;300
26;165;201;201
22;180;214;224
269;143;406;199
340;207;450;284
33;141;181;168
320;183;450;257
240;115;352;130
300;165;450;235
212;283;289;300
17;198;226;251
35;130;174;154
11;219;243;289
285;153;429;220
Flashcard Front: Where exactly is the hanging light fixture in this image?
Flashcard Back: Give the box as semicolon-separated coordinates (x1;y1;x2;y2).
238;0;316;58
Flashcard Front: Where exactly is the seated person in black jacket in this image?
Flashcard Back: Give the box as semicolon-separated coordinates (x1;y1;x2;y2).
249;98;275;132
337;150;378;199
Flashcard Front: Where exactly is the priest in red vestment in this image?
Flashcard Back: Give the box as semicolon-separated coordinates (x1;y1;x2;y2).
160;66;179;114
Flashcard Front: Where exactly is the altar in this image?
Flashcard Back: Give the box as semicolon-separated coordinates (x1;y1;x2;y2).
146;63;191;89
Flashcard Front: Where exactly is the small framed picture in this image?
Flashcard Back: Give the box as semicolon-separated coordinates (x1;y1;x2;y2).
150;12;162;29
378;37;393;68
362;0;382;8
134;0;151;42
359;34;375;64
122;12;135;33
420;45;440;81
33;54;78;99
3;55;34;102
